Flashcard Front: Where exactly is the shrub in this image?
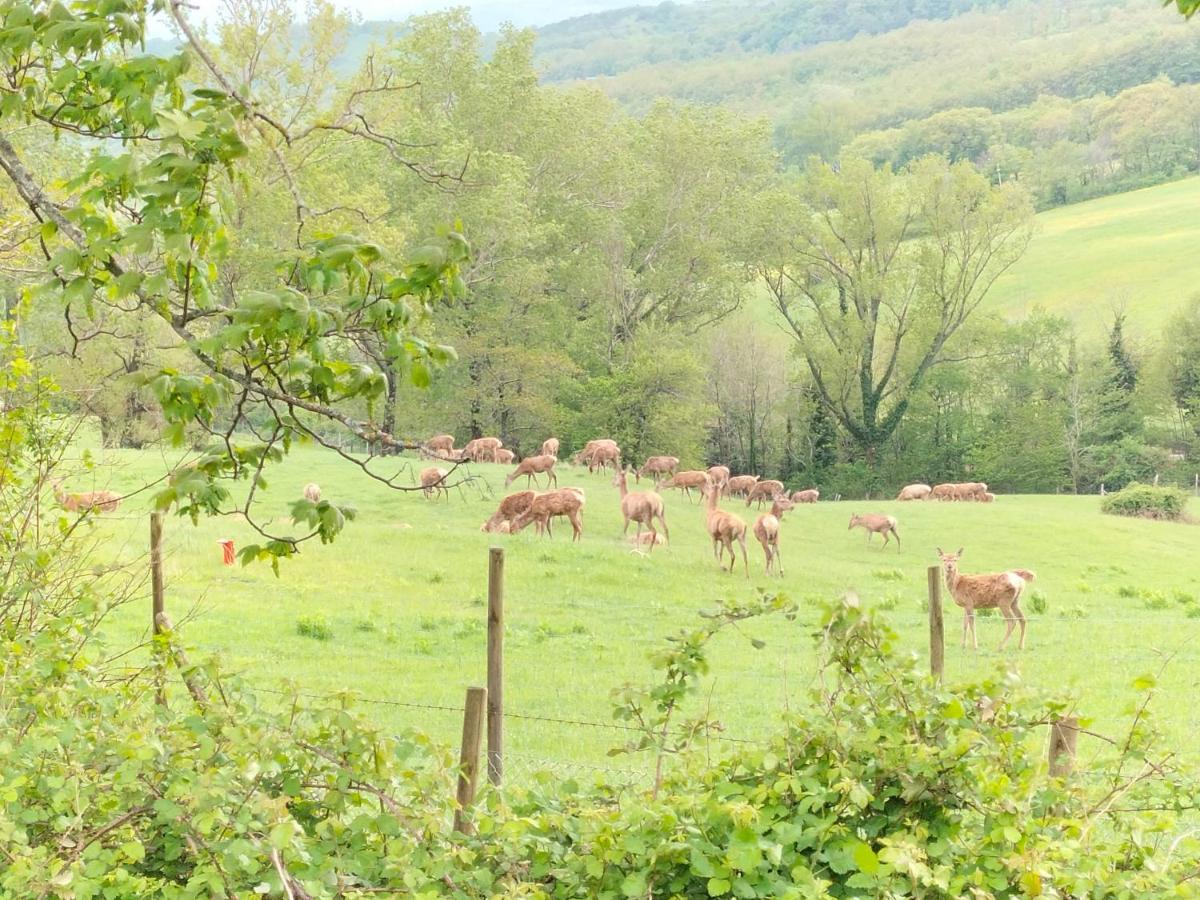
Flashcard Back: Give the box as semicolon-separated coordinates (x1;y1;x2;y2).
1029;590;1049;615
296;614;333;640
1101;482;1189;521
1141;591;1170;610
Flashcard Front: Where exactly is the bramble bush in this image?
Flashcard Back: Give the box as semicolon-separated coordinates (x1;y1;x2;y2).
1101;482;1190;521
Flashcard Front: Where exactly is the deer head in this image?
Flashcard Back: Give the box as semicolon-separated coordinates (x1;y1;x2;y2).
848;514;859;530
936;547;965;574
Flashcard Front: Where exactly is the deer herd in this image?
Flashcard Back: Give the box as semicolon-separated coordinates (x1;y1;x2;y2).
423;431;1036;649
51;430;1035;653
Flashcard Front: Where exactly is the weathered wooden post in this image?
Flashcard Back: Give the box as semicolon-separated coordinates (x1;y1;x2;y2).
454;686;487;834
487;546;504;786
151;512;165;705
1048;717;1079;778
927;565;944;683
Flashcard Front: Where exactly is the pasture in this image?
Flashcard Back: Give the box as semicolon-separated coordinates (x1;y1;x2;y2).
988;174;1200;337
80;445;1200;781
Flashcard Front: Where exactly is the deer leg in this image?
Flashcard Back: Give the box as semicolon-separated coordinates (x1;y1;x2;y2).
549;470;557;488
970;611;978;650
1014;599;1027;650
658;513;669;543
998;605;1016;651
739;536;749;578
880;530;890;549
645;522;656;552
570;510;582;542
775;540;784;576
891;528;900;550
962;609;970;649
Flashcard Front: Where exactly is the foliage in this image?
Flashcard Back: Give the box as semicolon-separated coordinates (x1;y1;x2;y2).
295;614;333;640
1101;481;1190;520
756;156;1034;464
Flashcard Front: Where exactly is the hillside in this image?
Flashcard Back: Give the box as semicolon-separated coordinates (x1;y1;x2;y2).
989;175;1200;337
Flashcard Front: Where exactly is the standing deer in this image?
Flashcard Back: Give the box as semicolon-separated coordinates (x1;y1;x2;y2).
700;482;749;577
724;475;759;499
706;465;730;491
612;467;669;550
753;496;795;576
303;483;321;503
937;547;1034;650
540;437;560;458
848;513;900;550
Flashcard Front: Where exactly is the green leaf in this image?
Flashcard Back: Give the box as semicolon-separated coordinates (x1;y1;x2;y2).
852;840;879;875
1132;673;1156;691
707;877;731;896
620;870;648;897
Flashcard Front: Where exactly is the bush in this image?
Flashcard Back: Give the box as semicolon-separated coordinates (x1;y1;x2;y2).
296;614;333;640
1101;482;1189;521
1029;590;1049;615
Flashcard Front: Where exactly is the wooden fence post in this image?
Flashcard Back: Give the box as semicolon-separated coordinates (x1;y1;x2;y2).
155;612;209;707
927;565;944;683
487;546;504;786
1048;717;1079;778
151;512;165;705
454;686;487;834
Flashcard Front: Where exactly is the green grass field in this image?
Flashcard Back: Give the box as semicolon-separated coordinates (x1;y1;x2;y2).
73;445;1200;783
989;176;1200;337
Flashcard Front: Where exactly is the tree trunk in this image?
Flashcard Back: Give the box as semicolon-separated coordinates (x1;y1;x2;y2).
380;361;398;455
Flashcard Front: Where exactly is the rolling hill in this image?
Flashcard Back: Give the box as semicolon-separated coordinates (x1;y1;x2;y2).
988;175;1200;337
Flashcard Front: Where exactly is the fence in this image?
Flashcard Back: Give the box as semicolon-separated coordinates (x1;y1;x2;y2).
143;515;1126;829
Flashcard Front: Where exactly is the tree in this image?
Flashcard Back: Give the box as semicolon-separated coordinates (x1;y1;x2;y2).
756;156;1034;464
0;0;469;563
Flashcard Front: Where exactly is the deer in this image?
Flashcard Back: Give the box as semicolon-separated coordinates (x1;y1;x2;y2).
954;481;988;501
303;482;321;503
929;483;956;501
657;470;711;502
753;496;795;576
425;434;455;456
511;488;584;541
505;454;557;489
540;437;560;458
495;448;516;464
897;483;932;501
636;455;679;484
745;479;785;508
700;482;749;577
981;491;996;503
848;513;899;550
706;465;730;491
724;474;759;499
53;480;121;514
461;437;503;463
789;488;819;504
481;490;536;534
937;547;1034;651
419;467;450;500
612;466;669;550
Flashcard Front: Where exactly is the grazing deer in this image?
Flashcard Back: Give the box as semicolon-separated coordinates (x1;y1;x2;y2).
481;490;536;534
494;448;516;465
753;496;795;576
937;547;1034;650
745;479;785;508
419;467;449;500
723;474;759;499
657;470;711;502
575;439;621;473
636;455;679;484
461;437;503;462
53;480;121;514
929;483;956;501
511;488;584;541
789;488;819;504
700;482;749;577
848;513;899;550
613;467;669;550
505;454;558;489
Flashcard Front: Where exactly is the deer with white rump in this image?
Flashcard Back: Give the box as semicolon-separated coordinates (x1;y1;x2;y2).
936;547;1034;651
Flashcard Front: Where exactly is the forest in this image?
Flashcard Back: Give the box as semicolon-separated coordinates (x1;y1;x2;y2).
10;1;1200;501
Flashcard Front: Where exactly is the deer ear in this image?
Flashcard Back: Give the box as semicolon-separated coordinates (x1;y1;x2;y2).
936;547;943;556
956;547;964;557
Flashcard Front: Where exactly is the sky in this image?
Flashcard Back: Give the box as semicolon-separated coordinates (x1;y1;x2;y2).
148;0;694;36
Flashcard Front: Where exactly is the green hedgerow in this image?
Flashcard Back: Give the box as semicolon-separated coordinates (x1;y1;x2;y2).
1101;483;1189;521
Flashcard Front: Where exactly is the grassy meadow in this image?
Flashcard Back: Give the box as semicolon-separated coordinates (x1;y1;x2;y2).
989;175;1200;337
69;444;1200;782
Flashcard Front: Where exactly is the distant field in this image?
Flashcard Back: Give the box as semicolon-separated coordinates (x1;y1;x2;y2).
72;444;1200;782
989;176;1200;338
